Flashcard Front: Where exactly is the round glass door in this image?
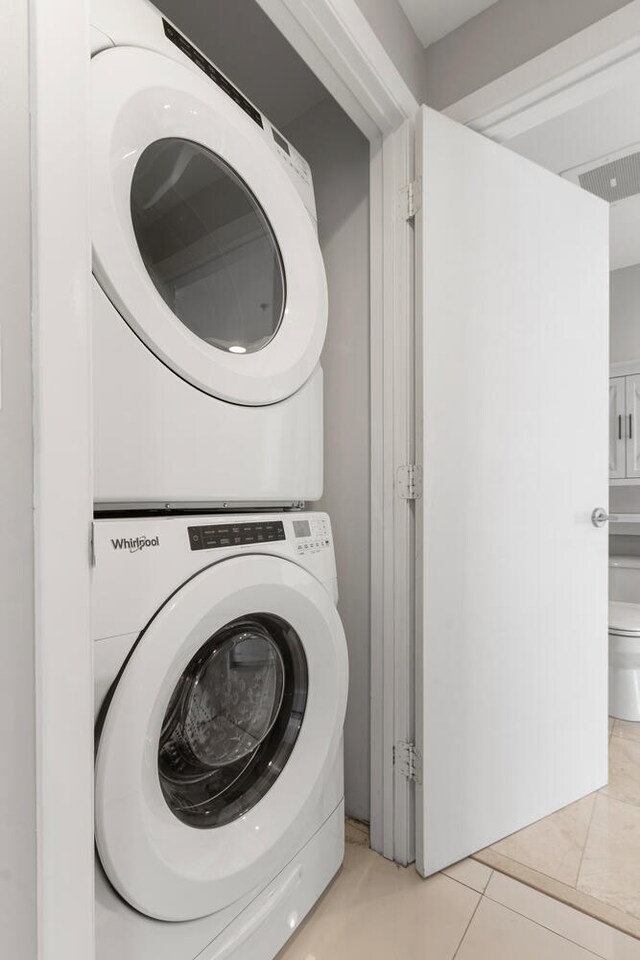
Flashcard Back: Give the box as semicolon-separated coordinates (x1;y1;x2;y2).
130;138;286;356
158;614;307;828
92;48;329;404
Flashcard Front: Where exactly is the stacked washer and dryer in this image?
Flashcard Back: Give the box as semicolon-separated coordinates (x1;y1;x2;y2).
90;2;348;958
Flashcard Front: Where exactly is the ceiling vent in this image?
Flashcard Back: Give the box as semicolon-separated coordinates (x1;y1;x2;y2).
562;144;640;204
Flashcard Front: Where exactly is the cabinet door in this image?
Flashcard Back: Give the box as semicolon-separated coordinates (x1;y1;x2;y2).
626;375;640;478
610;377;626;479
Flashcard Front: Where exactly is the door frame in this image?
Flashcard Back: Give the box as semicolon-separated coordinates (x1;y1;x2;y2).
254;0;419;863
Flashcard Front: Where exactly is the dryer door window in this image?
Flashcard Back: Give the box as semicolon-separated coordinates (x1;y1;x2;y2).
92;46;328;405
130;138;285;356
158;614;307;828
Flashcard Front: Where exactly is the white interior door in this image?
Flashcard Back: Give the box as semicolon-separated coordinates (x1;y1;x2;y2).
415;106;609;876
610;377;626;479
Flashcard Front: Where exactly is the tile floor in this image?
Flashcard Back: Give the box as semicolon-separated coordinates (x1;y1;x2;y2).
474;718;640;939
276;821;640;959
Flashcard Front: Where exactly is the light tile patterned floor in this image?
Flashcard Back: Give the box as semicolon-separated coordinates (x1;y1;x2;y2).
276;824;640;959
474;719;640;939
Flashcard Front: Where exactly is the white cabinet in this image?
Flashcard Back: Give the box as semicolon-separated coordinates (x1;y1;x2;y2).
610;369;640;482
610;377;626;479
626;375;640;478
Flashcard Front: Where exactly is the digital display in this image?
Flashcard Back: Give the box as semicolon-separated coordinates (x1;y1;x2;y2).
188;520;286;551
272;127;290;156
163;20;263;128
293;520;311;539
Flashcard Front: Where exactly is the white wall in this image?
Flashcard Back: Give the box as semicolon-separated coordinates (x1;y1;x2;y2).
31;1;95;955
2;2;94;956
611;264;640;363
285;100;371;823
0;2;36;955
424;0;633;109
354;0;426;103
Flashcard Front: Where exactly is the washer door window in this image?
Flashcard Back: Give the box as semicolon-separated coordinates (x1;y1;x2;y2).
130;139;285;356
94;555;347;922
159;614;307;828
91;46;327;406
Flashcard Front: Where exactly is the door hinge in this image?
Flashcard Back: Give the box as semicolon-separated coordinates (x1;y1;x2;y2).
400;177;422;220
396;464;423;500
90;522;96;567
395;740;422;784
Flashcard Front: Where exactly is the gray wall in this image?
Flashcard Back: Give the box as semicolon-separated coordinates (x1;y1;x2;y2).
153;0;373;823
0;1;36;955
611;264;640;362
285;100;371;824
354;0;425;102
425;0;633;109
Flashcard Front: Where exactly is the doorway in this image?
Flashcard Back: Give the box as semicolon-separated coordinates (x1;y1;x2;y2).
461;60;640;939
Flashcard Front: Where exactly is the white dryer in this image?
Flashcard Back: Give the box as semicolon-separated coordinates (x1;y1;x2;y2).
90;0;327;509
93;511;347;960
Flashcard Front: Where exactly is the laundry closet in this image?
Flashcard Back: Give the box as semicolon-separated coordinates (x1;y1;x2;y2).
89;1;371;957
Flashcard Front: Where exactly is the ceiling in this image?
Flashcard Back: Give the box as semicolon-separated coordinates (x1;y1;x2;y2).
508;77;640;271
398;0;499;47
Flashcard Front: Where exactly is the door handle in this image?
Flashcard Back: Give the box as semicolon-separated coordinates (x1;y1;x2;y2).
592;508;610;528
619;414;623;440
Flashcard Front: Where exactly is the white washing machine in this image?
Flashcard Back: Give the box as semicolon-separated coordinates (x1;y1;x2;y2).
90;0;327;509
93;511;347;960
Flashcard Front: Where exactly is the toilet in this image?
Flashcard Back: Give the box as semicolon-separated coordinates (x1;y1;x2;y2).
609;555;640;721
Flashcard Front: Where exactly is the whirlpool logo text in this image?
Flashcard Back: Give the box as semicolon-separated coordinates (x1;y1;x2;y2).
110;536;160;553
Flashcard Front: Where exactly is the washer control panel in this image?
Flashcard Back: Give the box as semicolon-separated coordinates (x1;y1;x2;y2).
188;520;286;551
292;515;331;556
